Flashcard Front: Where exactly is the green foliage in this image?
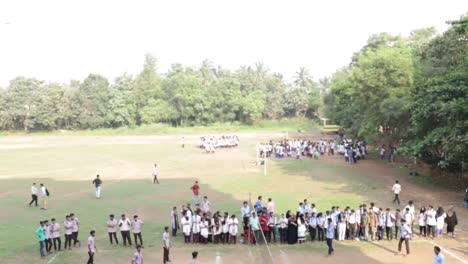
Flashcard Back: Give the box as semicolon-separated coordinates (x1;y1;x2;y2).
326;14;468;171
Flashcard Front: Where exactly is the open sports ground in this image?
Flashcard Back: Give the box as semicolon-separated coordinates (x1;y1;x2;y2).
0;128;466;264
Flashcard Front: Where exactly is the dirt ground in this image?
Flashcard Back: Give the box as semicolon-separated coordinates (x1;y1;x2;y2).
0;132;466;264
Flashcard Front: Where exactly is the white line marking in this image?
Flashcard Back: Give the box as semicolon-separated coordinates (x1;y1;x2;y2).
280;249;290;264
428;241;468;264
47;253;59;264
216;251;222;264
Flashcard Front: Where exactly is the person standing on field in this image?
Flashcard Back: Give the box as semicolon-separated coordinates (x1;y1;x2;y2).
191;181;200;204
92;175;102;199
70;213;81;247
29;182;38;207
107;214;119;245
35;221;46;258
392;180;401;205
397;219;412;256
119;214;132;246
51;218;61;251
87;230;97;264
132;215;144;246
163;226;171;264
152;164;160;184
131;244;143;264
326;218;336;256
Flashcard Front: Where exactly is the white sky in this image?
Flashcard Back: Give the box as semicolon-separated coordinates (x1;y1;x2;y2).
0;0;466;86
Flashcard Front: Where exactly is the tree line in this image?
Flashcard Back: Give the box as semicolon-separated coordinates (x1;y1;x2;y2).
0;58;323;131
324;14;467;171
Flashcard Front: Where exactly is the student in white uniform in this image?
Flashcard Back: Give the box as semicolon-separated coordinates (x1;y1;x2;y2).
384;208;395;241
392;180;401;205
397;219;412;255
29;182;39;207
51;218;61;251
64;215;73;250
152;164;159;184
107;214;119;245
435;207;446;237
297;215;306;243
338;217;347;241
119;214;132;246
44;220;52;254
40;183;49;210
199;217;209;244
192;212;201;244
132;215;144;246
87;230;97;264
418;207;427;237
131;245;143;264
182;215;192;243
70;213;81;247
426;205;437;238
326;218;336;256
229;214;239;244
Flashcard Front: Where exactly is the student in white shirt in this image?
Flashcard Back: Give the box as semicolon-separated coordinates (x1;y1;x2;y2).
229;215;239;244
44;220;52;254
163;227;171;264
435;207;446;237
426;205;437;238
404;201;415;229
326;218;336;256
70;213;81;247
392;180;401;205
192;212;202;244
338;217;346;241
131;245;143;264
132;215;144;246
40;183;48;210
152;164;159;184
64;215;73;250
182;215;192;243
418;207;427;237
201;196;211;213
119;214;132;246
384;208;395;241
87;230;96;264
308;213;317;241
348;210;357;240
107;214;119;245
267;212;277;243
29;182;39;207
51;218;61;251
267;198;275;214
397;219;412;255
279;213;288;243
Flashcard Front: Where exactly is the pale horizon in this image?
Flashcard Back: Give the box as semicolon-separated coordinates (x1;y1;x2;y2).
0;0;466;86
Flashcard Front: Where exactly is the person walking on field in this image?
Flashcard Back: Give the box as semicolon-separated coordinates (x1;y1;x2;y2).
396;219;412;256
29;182;39;207
392;180;401;205
132;245;143;264
92;175;102;199
326;218;336;256
87;230;97;264
163;226;171;264
434;246;445;264
191;181;200;204
40;183;49;210
152;163;160;184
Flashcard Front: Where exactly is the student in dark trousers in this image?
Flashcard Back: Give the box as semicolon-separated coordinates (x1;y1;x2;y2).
29;182;39;206
119;214;132;246
87;230;96;264
51;218;61;251
397;219;412;255
163;227;171;264
326;218;336;256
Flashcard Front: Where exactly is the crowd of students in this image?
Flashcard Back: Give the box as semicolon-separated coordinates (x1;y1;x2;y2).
170;193;459;258
199;135;240;153
257;138;368;165
34;214;81;257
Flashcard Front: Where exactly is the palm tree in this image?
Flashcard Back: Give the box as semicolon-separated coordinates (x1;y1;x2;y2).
294;67;313;88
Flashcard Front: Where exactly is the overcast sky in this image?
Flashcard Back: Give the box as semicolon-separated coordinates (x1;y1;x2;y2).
0;0;466;86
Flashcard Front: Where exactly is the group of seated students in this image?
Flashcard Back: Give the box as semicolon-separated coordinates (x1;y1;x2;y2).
258;139;337;160
199;135;240;153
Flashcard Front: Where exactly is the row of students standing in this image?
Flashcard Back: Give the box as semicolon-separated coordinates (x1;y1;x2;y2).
34;214;80;257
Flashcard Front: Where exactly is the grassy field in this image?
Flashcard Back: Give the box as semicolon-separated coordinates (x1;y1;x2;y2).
0;119;318;136
0;130;466;264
